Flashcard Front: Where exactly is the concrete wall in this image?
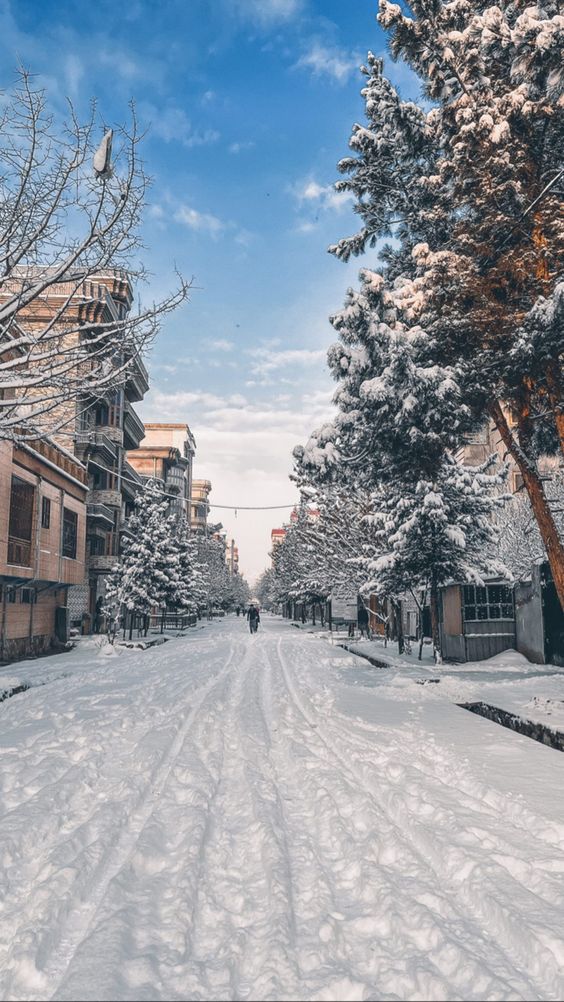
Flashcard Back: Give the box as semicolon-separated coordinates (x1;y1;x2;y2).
515;564;545;664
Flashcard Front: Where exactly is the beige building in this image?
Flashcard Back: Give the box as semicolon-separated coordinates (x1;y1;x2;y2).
0;437;87;661
456;416;560;495
127;423;196;521
191;479;212;532
226;539;239;576
0;270;150;630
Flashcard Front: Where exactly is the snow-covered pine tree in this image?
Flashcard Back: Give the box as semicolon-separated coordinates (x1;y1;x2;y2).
227;573;251;612
256;568;277;610
365;458;508;658
171;514;204;616
327;5;564;608
193;529;231;616
294;268;510;657
494;469;564;580
103;478;180;639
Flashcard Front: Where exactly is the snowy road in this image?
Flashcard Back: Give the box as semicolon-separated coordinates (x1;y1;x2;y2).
2;617;564;1001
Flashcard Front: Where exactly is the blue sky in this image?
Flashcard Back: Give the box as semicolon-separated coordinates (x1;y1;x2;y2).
0;0;418;581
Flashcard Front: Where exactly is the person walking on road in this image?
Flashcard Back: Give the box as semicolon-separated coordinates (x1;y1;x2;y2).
247;605;260;634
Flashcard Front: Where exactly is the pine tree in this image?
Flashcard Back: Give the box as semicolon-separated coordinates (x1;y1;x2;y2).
325;4;564;608
172;515;207;616
294;267;510;658
103;479;181;639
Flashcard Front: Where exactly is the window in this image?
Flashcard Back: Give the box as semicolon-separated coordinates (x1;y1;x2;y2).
62;508;78;559
463;584;514;622
21;588;36;604
41;496;51;529
7;587;16;603
8;476;35;566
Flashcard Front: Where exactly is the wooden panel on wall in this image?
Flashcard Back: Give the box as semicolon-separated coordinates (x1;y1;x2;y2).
443;585;463;636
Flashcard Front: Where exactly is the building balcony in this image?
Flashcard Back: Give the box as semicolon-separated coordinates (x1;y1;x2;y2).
92;424;124;447
88;554;120;573
88;488;122;508
75;430;118;465
124;353;150;403
86;502;115;527
123;403;145;451
121;461;143;500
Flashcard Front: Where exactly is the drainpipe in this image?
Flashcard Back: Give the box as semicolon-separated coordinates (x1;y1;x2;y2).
0;585;7;661
26;474;43;651
58;488;64;583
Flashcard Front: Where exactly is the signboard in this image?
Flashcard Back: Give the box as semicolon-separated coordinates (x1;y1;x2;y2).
331;595;358;623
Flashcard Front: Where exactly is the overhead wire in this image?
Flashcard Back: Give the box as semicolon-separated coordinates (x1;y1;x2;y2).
84;456;298;510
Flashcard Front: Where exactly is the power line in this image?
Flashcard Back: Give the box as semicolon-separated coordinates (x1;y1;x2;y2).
84;457;297;510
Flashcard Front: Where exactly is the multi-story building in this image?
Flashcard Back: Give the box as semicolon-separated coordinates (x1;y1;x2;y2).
191;479;212;532
456;414;560;495
0;269;151;638
0;437;88;660
271;527;287;559
57;274;149;629
226;539;239;576
127;423;196;521
1;270;149;629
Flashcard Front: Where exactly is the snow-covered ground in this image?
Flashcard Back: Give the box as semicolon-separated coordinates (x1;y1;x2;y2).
1;616;564;1001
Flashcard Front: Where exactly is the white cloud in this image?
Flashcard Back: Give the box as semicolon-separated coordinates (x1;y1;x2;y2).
230;0;304;27
228;140;256;154
295;41;361;84
248;346;326;378
293;177;353;213
174;204;226;237
290;176;354;233
99;47;140;80
64;54;84;98
210;339;235;351
141;103;220;148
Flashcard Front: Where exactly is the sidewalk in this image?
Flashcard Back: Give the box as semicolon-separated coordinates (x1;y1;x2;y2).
320;630;564;748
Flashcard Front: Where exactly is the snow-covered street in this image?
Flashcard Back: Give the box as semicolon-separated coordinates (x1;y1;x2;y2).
2;616;564;1002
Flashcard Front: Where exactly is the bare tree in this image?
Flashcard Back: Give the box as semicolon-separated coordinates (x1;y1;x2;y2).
0;70;190;442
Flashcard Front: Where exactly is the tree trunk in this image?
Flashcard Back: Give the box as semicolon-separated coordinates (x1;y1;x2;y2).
392;599;404;655
128;613;133;641
312;603;316;626
491;400;564;612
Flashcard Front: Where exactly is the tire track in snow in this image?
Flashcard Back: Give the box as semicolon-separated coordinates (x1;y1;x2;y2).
276;633;564;1001
3;636;245;1002
262;637;528;997
171;635;303;1002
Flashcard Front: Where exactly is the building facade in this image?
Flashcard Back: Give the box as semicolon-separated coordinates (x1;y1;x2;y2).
270;528;287;567
1;270;149;637
63;275;148;629
0;438;87;661
127;423;196;521
226;539;239;576
191;479;212;532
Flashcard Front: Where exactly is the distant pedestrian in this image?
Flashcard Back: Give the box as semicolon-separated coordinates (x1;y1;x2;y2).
358;604;369;640
236;606;240;617
247;605;260;634
94;596;104;634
